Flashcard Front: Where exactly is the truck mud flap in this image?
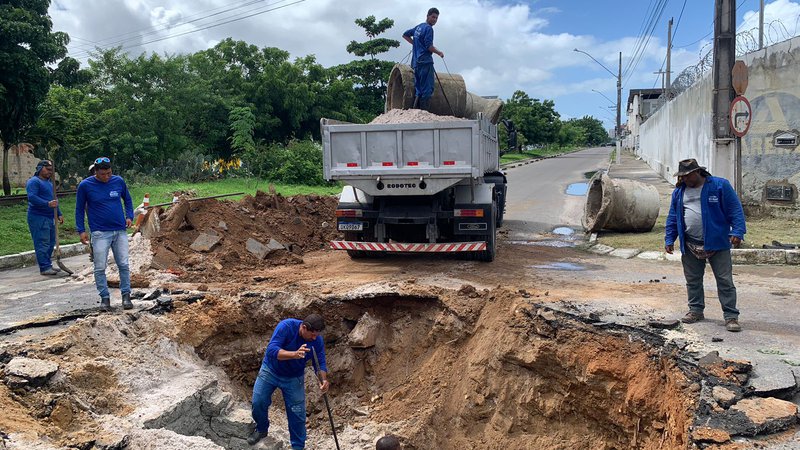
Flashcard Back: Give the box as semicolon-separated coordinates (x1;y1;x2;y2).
330;241;486;252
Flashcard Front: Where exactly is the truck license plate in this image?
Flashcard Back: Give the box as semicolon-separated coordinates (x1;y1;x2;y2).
338;222;363;231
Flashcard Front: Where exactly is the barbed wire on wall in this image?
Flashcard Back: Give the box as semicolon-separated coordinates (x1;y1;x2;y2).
670;17;800;96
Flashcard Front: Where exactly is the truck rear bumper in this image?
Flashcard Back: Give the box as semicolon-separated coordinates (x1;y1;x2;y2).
330;241;486;253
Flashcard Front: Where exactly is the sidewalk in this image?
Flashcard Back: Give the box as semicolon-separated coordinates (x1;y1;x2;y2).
591;149;800;265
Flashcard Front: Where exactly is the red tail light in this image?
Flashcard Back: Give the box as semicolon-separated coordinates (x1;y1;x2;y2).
443;160;456;166
382;162;394;166
454;209;484;217
407;161;419;166
346;162;358;167
335;209;363;217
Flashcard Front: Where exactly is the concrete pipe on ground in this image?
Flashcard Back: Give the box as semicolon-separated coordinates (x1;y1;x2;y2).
385;64;503;124
583;173;660;233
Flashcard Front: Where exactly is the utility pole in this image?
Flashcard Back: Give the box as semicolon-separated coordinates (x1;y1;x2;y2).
759;0;765;49
712;0;737;187
616;51;622;164
666;17;673;100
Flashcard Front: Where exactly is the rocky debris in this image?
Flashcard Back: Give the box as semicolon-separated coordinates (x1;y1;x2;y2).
348;312;381;349
725;397;799;436
691;426;731;444
698;351;752;384
647;319;680;329
143;382;290;450
370;108;463;124
218;221;228;231
458;284;480;298
246;237;287;259
143;289;162;301
3;357;58;389
161;200;191;232
711;386;738;408
190;233;222;252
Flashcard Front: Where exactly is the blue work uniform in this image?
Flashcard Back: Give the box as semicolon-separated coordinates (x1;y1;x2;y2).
26;176;62;272
403;22;436;100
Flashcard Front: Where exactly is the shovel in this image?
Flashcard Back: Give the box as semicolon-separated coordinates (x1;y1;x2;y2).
51;176;74;275
311;346;341;450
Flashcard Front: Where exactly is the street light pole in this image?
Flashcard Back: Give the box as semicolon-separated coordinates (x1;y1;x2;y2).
575;48;623;163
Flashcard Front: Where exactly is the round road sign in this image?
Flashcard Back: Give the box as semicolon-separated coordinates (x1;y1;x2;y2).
730;96;752;137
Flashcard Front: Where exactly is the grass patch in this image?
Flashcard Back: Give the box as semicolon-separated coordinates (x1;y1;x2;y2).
0;178;340;256
500;146;577;165
597;214;800;252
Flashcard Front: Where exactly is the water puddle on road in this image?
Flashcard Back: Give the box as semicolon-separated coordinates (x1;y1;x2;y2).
552;227;575;236
529;262;589;271
566;182;589;196
507;240;575;248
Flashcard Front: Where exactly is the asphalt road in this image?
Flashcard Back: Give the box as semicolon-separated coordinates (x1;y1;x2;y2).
503;146;611;239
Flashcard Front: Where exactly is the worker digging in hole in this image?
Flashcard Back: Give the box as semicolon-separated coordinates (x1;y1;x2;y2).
403;7;444;112
249;313;329;448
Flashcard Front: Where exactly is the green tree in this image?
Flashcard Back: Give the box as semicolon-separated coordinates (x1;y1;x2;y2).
557;121;586;148
570;115;608;145
228;106;256;154
333;16;400;118
501;91;561;147
0;0;68;194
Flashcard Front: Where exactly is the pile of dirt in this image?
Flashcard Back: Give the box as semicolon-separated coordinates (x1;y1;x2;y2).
370;108;464;124
144;191;340;282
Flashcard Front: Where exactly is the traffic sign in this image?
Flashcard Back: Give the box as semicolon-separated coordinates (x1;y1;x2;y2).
730;96;752;137
732;61;748;96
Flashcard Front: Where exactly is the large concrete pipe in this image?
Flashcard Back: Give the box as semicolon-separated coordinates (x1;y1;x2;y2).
385;64;503;124
583;173;660;232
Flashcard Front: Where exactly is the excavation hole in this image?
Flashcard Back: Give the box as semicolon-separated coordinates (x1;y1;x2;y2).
176;291;694;449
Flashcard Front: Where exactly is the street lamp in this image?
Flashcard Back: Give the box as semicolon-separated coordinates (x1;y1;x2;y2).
575;48;622;163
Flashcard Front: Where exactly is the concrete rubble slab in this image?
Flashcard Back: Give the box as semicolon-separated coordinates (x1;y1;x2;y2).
731;249;786;265
588;244;614;255
246;238;270;260
4;357;59;389
267;238;286;251
691;426;731;444
348;312;381;349
712;386;737;408
726;397;799;436
190;233;221;252
747;367;798;397
609;248;641;259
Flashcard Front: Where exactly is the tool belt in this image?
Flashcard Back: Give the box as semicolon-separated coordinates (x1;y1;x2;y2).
684;236;716;260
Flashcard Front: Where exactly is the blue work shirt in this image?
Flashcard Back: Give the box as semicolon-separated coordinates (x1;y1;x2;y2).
26;176;62;218
403;22;434;67
665;176;746;253
75;175;134;233
263;319;327;378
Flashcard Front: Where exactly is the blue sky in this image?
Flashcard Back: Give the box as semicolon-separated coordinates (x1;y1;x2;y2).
51;0;800;131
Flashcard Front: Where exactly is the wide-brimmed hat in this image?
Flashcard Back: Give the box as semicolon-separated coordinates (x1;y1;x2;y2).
674;158;708;177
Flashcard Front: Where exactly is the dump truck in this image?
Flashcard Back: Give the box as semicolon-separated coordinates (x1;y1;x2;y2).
322;64;507;261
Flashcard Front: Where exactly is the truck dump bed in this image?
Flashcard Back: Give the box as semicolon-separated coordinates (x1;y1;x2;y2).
322;115;498;196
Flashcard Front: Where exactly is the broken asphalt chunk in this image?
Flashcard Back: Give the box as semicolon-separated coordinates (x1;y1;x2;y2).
648;319;680;329
4;357;58;389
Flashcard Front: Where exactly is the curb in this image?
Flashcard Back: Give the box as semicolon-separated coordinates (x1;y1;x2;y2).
583;241;800;265
0;243;89;272
500;148;586;170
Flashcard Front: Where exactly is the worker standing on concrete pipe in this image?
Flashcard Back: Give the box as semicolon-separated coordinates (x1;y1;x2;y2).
402;7;444;111
249;314;329;448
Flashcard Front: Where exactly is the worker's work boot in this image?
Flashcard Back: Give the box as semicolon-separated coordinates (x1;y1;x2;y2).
99;297;111;312
725;318;742;332
122;293;133;310
40;268;59;276
247;428;268;445
681;311;704;324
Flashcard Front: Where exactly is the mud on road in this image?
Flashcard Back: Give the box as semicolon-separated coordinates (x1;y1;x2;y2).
1;194;798;449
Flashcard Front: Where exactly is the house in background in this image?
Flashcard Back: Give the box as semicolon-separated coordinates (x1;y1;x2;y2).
623;88;664;152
